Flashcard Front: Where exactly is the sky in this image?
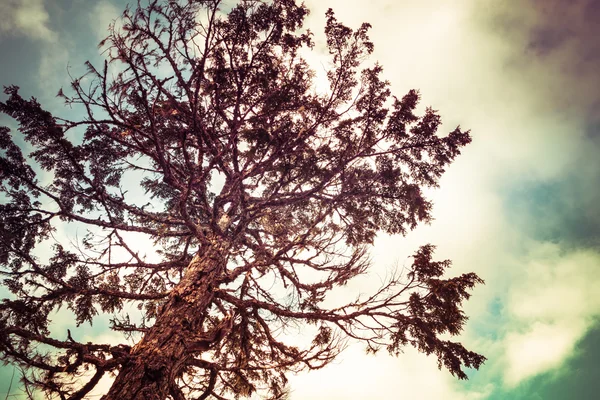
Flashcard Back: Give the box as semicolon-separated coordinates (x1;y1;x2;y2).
0;0;599;399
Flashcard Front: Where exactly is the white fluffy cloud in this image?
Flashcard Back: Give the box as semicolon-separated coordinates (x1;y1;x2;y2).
502;245;600;386
509;245;600;323
504;322;582;387
289;344;492;400
0;1;73;99
0;0;56;41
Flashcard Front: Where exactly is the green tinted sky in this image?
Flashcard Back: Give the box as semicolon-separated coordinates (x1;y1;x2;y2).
1;0;599;398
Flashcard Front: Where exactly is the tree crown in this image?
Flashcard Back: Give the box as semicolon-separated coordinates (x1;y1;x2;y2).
0;0;484;398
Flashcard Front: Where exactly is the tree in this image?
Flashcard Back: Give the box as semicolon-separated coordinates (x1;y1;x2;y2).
0;0;485;398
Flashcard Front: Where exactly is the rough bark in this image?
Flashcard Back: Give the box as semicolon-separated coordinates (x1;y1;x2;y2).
102;241;227;400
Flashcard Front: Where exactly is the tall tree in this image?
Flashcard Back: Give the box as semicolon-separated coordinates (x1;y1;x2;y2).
0;0;484;398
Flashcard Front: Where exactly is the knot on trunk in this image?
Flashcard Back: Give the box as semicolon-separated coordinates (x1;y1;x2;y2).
144;361;166;382
189;310;236;353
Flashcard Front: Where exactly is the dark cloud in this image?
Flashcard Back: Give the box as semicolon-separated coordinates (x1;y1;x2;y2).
528;0;600;58
474;0;600;127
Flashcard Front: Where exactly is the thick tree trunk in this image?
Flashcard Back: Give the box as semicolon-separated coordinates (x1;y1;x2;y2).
101;243;226;400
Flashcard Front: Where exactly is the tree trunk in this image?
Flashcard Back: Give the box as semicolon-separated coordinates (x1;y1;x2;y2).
101;242;226;400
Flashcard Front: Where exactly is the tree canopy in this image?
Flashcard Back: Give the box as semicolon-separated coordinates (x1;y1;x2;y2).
0;0;484;398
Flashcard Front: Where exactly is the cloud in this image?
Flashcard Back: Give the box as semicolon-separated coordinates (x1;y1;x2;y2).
508;245;600;323
0;0;57;42
504;322;582;387
37;43;71;96
289;344;493;400
90;1;121;43
500;244;600;386
466;3;600;386
0;1;72;99
476;0;600;121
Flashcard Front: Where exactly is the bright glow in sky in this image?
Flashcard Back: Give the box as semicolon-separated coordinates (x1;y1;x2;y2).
1;0;599;398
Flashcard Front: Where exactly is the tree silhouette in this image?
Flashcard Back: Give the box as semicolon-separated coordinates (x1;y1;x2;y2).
0;0;484;398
